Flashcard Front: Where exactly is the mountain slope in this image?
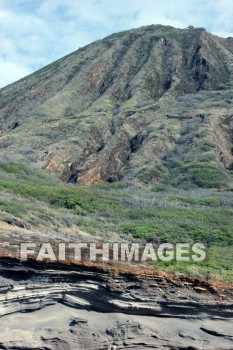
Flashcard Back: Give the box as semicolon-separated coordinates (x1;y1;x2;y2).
0;24;233;188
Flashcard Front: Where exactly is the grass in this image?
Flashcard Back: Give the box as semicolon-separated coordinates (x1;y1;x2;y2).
0;161;232;281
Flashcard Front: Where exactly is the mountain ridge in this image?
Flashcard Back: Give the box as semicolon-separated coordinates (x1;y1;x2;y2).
0;24;233;188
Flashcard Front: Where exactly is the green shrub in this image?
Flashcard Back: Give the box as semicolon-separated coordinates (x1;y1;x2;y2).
165;161;223;188
0;199;31;217
151;185;171;191
120;222;159;239
169;195;219;207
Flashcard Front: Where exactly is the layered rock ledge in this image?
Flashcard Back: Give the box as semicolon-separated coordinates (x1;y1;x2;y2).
0;257;232;349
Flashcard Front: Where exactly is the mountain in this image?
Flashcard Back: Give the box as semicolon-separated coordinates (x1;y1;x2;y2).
0;26;233;349
0;24;233;188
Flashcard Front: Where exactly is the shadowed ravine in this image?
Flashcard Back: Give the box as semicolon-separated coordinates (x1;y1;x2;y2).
0;258;232;349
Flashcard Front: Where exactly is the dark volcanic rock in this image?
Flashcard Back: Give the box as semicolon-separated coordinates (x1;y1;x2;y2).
0;258;232;349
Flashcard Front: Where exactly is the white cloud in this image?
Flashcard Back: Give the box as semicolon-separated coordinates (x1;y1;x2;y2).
0;60;32;87
0;0;233;88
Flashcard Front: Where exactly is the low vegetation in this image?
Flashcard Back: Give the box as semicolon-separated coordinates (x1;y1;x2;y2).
0;161;232;282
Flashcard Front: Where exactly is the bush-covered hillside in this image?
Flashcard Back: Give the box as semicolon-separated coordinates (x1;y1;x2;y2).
0;162;232;281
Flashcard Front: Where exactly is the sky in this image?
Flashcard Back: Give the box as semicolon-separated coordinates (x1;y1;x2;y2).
0;0;233;88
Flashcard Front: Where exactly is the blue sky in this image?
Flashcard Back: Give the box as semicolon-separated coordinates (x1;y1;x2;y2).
0;0;233;88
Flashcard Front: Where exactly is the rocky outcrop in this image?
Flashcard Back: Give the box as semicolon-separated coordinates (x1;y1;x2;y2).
0;258;232;349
